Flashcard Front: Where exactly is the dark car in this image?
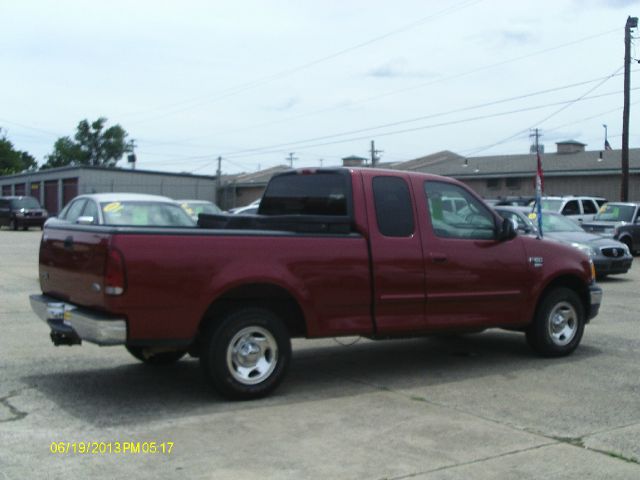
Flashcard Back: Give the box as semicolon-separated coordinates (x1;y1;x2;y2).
581;202;640;255
493;196;535;207
495;206;633;279
0;196;48;230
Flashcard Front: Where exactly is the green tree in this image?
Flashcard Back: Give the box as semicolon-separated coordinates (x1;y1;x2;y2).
0;129;37;175
42;117;134;169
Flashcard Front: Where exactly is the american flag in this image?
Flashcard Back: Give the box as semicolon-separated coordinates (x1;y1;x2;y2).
605;139;613;151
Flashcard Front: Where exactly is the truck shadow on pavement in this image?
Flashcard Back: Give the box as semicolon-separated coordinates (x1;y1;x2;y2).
24;330;602;427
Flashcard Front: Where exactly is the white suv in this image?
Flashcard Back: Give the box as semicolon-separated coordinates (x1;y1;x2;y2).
540;196;607;224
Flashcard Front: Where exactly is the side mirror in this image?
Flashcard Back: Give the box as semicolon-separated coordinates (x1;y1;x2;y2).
498;217;517;241
76;216;95;225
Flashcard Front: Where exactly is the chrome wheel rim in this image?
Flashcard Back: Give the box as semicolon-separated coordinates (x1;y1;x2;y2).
226;326;278;385
547;301;578;347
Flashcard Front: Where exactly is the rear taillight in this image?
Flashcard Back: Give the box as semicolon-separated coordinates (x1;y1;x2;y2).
105;248;126;296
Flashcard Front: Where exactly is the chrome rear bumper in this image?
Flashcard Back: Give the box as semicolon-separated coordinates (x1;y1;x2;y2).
29;294;127;346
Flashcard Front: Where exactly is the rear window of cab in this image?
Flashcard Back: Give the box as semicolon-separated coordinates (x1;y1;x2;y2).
259;172;349;216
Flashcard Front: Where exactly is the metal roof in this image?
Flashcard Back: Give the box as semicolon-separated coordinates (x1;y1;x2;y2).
222;165;291;186
0;165;218;182
397;148;640;179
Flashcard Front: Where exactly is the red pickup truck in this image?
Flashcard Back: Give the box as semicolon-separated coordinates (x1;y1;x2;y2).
30;168;602;399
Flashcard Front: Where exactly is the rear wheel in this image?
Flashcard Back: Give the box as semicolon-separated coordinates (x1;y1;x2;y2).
126;346;186;365
526;287;585;357
201;307;291;400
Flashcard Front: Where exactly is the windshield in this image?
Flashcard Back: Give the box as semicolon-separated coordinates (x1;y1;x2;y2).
540;213;584;232
594;204;635;222
11;197;41;209
100;201;196;227
540;199;563;212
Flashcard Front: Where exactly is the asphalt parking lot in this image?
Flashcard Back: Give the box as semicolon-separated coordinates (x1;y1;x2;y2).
1;229;639;479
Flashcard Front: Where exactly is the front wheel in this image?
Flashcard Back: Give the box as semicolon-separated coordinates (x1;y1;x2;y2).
526;287;585;357
126;346;186;365
201;307;291;400
621;238;636;256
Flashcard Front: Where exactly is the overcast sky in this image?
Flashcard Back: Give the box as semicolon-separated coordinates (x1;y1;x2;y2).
2;0;639;175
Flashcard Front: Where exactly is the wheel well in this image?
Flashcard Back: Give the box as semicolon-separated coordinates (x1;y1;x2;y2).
198;283;307;341
535;275;590;321
618;235;633;250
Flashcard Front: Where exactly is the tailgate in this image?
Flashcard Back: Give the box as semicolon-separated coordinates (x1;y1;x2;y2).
39;227;112;308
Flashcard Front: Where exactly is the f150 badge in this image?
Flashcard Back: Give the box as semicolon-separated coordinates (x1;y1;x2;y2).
529;257;544;268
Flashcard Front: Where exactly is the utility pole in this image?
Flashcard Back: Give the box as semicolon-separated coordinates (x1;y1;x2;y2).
531;128;544;237
127;140;137;170
287;152;298;168
622;16;637;202
370;140;383;167
216;156;222;205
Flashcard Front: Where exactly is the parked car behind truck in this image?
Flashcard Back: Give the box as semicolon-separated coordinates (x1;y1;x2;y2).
177;199;222;221
54;193;195;227
581;202;640;255
30;168;602;399
540;196;606;224
495;206;633;279
0;196;48;230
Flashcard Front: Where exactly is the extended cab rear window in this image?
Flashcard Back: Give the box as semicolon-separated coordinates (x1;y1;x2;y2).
373;176;414;237
259;172;349;216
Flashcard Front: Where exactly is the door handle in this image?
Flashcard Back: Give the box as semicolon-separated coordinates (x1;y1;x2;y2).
429;253;448;263
64;236;73;250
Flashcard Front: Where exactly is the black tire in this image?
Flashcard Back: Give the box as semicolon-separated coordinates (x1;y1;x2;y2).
526;287;585;357
9;218;18;231
620;238;636;256
201;307;291;400
126;346;186;365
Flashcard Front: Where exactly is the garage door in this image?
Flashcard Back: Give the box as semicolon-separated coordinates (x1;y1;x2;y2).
44;180;58;215
62;178;78;206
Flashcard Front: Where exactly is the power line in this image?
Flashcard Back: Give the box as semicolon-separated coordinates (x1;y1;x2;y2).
121;0;484;125
140;85;639;172
136;70;634;167
545;98;640;136
153;27;622;143
232;73;630;154
218;87;633;159
237;88;639;158
463;65;624;157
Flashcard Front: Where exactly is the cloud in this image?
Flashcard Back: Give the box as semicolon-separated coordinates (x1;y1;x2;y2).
499;30;536;45
468;27;538;50
265;97;300;112
589;0;639;8
366;58;435;79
